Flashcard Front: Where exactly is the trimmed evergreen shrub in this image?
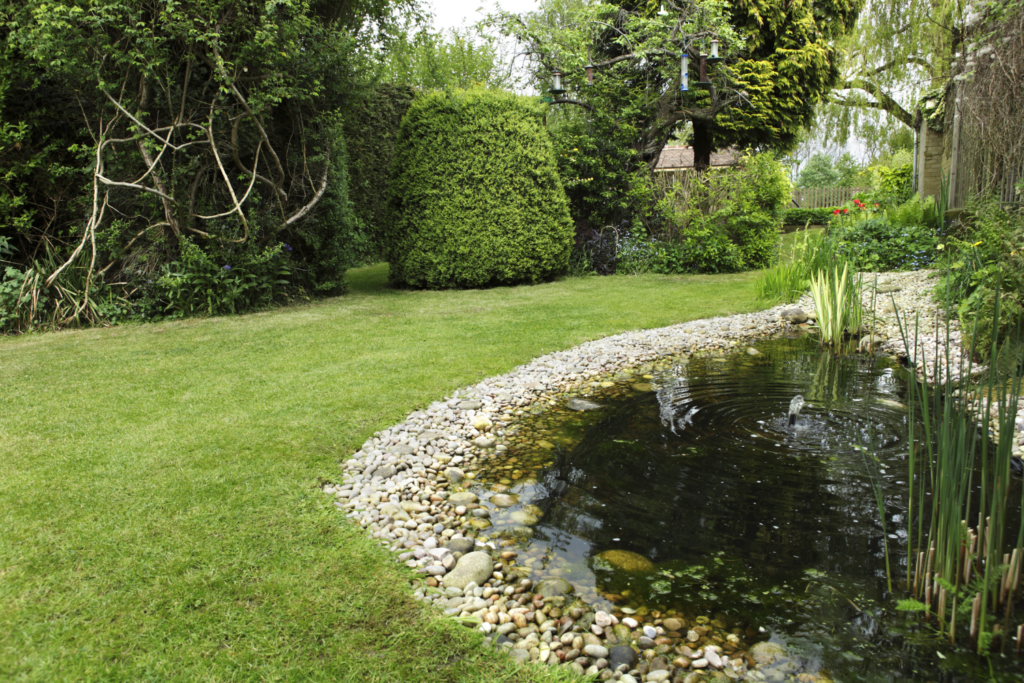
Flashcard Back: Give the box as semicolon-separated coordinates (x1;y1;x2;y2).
343;84;416;259
385;89;573;288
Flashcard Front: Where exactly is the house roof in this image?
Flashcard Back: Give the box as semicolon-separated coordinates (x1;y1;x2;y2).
654;146;740;170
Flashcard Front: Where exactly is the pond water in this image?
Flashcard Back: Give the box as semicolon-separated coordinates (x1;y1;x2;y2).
470;336;1024;682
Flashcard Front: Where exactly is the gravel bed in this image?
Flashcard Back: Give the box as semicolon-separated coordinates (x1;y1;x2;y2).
325;269;1024;683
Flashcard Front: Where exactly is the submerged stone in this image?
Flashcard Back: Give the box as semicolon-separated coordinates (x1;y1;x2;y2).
568;398;603;411
597;549;655;572
535;577;575;598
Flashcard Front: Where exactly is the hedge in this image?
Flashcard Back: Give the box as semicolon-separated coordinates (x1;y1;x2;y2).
344;84;416;259
384;89;573;288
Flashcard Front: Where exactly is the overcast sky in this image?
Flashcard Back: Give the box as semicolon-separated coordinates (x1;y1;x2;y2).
428;0;539;31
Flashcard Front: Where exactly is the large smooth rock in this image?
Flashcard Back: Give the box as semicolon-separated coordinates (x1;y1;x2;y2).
749;641;787;666
608;644;638;670
567;398;603;411
490;493;519;507
459;400;483;410
378;502;410;522
781;307;808;324
446;537;476;554
473;436;496;448
510;510;539;525
448;492;478;505
596;549;654;572
535;577;575;598
442;551;494;589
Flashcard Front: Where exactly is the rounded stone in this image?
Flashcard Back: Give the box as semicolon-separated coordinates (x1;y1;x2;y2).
510;510;539;525
596;549;655;572
662;618;683;632
448;492;478;505
534;577;575;598
490;493;519;507
442;551;493;590
608;644;639;670
584;644;609;659
749;641;786;666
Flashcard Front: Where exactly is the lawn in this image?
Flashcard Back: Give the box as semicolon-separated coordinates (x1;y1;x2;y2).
0;264;768;682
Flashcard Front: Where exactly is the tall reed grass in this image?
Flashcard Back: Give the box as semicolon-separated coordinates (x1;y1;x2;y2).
755;226;852;304
893;286;1024;654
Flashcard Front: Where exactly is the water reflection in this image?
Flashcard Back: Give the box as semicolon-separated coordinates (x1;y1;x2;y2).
473;337;1023;681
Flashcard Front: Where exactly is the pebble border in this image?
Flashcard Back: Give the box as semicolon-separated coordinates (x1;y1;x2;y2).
324;270;1024;683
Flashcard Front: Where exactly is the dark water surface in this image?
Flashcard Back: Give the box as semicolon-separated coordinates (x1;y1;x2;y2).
472;337;1024;682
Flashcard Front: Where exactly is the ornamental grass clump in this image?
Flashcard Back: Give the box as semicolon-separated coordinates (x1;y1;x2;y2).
892;288;1024;655
809;263;863;347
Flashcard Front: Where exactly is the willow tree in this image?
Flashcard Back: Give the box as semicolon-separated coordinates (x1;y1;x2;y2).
819;0;964;155
500;0;861;172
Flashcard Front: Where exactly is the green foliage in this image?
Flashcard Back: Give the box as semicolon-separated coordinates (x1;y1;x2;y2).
780;207;838;225
155;239;291;318
754;260;809;304
835;152;868;186
1;0;404;330
377;25;515;90
868;162;914;206
895;598;927;612
656;152;787;273
754;228;849;303
385;89;574;288
938;196;1024;362
828;217;939;271
797;153;841;188
497;0;861;234
343;85;416;262
810;263;864;346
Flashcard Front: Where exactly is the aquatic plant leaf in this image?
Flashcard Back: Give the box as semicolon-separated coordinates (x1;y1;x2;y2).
895;598;927;612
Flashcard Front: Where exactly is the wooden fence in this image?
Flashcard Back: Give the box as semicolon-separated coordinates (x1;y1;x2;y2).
790;186;869;209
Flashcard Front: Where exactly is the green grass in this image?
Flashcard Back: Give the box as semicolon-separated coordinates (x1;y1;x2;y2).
0;264;765;682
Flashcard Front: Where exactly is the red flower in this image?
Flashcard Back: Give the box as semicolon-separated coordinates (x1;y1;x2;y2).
874;203;879;208
833;209;841;215
842;208;849;214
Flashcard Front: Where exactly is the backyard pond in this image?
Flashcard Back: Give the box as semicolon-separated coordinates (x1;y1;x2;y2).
468;336;1024;681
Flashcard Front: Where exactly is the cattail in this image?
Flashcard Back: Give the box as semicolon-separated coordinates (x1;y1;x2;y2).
938;587;947;630
1017;624;1023;655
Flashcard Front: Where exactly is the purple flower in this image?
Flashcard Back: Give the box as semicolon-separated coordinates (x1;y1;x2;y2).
223;265;231;271
283;243;293;251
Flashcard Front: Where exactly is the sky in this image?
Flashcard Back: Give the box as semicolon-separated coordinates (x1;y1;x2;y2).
428;0;538;31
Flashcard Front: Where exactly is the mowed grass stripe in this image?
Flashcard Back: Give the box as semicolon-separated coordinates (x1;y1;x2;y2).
0;264;763;682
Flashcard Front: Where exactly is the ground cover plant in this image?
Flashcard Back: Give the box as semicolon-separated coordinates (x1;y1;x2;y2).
0;264;766;681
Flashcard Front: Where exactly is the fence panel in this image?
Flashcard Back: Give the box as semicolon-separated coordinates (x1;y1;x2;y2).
790;186;869;208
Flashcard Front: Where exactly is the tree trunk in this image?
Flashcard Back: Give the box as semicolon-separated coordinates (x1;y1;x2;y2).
692;121;712;173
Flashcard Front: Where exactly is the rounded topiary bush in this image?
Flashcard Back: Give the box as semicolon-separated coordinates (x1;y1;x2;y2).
385;89;573;288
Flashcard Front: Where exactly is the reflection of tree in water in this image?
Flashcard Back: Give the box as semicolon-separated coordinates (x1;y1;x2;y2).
516;338;922;596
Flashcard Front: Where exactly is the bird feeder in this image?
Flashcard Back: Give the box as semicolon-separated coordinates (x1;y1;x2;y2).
707;39;723;63
695;51;712;88
584;64;595;85
680;53;689;91
550;71;565;96
658;3;669;16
